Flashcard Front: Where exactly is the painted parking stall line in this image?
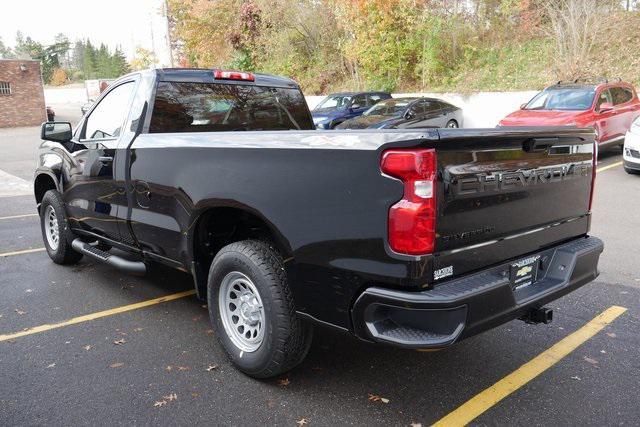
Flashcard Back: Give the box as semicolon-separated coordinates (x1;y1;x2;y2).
597;161;623;173
432;305;627;426
0;289;197;342
0;213;38;221
0;247;46;257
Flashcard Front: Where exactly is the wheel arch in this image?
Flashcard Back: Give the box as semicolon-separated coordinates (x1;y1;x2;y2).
187;202;292;300
34;171;61;208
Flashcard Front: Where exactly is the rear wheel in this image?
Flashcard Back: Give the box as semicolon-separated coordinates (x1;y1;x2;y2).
40;190;83;265
207;240;312;378
446;120;459;128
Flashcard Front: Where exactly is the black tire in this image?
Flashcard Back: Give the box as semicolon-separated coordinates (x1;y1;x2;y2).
207;239;313;378
40;190;83;265
445;120;459;128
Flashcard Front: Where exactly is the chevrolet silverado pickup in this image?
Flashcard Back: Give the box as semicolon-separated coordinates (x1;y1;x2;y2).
35;68;603;378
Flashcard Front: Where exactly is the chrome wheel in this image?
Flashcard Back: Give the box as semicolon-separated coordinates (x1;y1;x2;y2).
44;205;60;251
447;121;458;128
218;271;265;352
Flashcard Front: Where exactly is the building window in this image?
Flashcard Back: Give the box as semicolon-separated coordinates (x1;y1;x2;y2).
0;81;11;95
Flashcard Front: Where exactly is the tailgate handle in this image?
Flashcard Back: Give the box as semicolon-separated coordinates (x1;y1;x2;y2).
523;137;559;152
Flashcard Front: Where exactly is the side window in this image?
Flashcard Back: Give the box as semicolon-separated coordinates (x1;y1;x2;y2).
424;101;441;112
610;87;633;105
595;89;612;110
83;82;135;140
368;94;384;106
351;94;367;109
410;102;426;115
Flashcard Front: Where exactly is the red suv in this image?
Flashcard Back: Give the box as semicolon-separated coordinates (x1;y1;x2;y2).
499;80;640;148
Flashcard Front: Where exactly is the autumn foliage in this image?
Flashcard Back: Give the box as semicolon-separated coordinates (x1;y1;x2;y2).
167;0;635;93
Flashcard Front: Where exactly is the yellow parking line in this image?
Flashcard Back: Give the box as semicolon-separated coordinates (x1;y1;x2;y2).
597;161;623;173
0;247;46;257
432;305;627;427
0;213;38;221
0;289;197;342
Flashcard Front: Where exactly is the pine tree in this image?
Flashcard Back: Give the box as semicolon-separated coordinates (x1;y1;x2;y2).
83;40;97;79
111;47;131;77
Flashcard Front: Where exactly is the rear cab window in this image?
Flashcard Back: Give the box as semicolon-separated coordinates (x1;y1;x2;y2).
149;81;313;133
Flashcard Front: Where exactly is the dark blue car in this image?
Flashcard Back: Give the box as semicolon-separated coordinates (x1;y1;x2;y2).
311;91;391;129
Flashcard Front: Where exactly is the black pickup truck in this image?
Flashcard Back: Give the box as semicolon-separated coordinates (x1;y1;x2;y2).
35;68;603;378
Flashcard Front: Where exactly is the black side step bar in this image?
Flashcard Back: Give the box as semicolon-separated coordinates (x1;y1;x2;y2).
72;239;146;276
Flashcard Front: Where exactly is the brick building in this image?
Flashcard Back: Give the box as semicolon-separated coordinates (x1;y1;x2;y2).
0;59;46;127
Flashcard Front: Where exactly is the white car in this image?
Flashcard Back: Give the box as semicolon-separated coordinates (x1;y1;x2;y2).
624;116;640;174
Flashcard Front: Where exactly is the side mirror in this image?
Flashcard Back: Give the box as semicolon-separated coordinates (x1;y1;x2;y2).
520;103;527;110
350;103;362;110
404;110;414;119
599;102;613;113
41;122;72;143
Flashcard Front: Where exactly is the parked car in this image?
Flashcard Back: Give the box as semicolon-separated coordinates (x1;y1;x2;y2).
499;79;640;148
624;116;640;174
336;97;462;129
46;106;55;122
36;68;601;379
312;91;391;129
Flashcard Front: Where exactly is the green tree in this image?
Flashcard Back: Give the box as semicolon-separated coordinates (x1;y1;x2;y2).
0;37;14;59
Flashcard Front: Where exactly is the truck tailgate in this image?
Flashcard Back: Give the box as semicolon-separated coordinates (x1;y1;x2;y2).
432;127;595;281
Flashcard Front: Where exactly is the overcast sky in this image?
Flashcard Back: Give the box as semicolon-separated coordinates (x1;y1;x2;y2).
0;0;172;64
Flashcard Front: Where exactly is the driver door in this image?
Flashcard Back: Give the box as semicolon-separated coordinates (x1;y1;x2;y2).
63;79;138;242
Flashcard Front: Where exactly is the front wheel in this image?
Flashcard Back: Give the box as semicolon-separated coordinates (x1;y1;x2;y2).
207;240;313;378
40;190;83;264
445;120;459;128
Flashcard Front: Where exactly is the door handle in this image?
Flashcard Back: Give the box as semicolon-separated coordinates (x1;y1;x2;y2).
98;156;113;164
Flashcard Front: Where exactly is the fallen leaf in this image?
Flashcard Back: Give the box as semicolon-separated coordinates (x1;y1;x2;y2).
606;332;617;338
113;339;126;345
84;345;92;351
410;423;422;427
201;304;207;308
368;394;390;403
163;393;177;402
110;362;124;368
177;366;190;371
205;329;214;335
206;365;219;372
278;378;290;387
165;366;173;371
133;327;144;332
153;401;166;408
25;289;33;293
571;375;581;381
191;392;200;398
584;356;598;365
46;363;56;368
192;316;202;322
600;350;606;354
15;309;26;315
297;418;309;426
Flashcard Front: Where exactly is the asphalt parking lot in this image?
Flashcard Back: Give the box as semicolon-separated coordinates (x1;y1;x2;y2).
0;125;639;426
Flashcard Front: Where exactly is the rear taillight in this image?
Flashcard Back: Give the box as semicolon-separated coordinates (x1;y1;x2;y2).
589;139;597;211
380;148;437;256
213;70;255;81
